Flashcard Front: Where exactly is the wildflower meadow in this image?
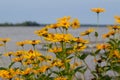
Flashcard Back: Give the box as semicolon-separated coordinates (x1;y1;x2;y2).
0;8;120;80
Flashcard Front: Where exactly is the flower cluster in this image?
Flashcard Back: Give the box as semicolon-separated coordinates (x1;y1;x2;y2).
0;8;120;80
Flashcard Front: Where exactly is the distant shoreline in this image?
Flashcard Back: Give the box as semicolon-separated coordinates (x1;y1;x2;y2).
0;25;113;27
0;21;114;27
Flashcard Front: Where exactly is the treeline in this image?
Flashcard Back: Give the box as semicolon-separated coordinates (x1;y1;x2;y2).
0;21;112;27
0;21;47;26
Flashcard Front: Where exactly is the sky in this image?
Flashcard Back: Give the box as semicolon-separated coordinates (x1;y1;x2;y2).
0;0;120;24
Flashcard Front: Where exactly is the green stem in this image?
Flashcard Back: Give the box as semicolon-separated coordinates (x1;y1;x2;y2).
59;27;63;33
83;60;92;73
82;73;85;80
55;29;57;33
97;13;99;28
4;43;7;52
32;45;36;50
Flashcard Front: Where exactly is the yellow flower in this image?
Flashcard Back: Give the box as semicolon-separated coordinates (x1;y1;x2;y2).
27;40;41;46
4;51;14;56
50;23;59;29
57;16;71;29
34;27;48;37
0;68;16;79
114;16;120;24
57;16;71;22
71;62;82;69
96;43;110;50
0;43;4;46
54;76;67;80
102;33;110;39
94;59;103;63
23;59;33;65
51;59;64;67
21;68;32;75
71;18;80;29
15;78;24;80
55;33;73;42
114;50;120;58
73;44;86;51
0;70;11;79
48;47;62;53
66;50;75;54
12;56;23;62
73;37;89;44
24;49;41;60
13;50;24;57
44;33;56;42
91;8;105;13
111;60;120;63
45;33;74;42
57;19;71;29
80;28;95;36
108;30;116;36
107;25;120;30
38;65;49;73
16;40;28;47
0;38;10;43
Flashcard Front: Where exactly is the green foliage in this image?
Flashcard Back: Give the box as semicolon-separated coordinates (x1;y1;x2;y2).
78;53;88;60
0;67;7;70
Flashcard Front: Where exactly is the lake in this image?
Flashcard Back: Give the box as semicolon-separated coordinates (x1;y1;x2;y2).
0;26;110;80
0;26;108;51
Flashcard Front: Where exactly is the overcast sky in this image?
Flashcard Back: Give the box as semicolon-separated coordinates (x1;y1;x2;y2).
0;0;120;24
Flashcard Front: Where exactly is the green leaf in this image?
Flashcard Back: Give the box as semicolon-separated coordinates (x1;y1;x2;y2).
0;53;2;56
65;62;70;71
95;49;100;55
103;66;111;71
52;71;59;75
48;43;53;48
118;40;120;45
95;31;98;37
66;47;73;51
47;73;52;77
0;67;7;70
78;67;87;73
112;65;120;73
91;71;98;78
78;53;88;60
109;38;117;44
9;62;15;68
100;75;111;80
74;66;84;73
67;56;74;60
107;41;114;47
